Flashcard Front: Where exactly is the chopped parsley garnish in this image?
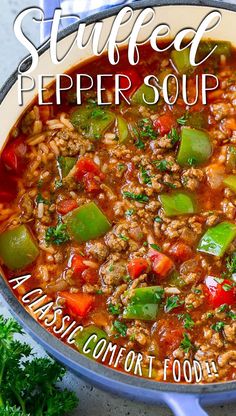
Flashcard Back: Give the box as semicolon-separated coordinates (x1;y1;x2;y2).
154;216;162;223
180;333;193;353
154;159;172;172
55;179;63;189
123;191;149;203
138;119;157;140
161;181;177;189
119;234;129;241
165;295;184;313
193;288;202;295
113;320;127;337
118;163;126;172
217;304;228;313
108;304;121;315
177;114;188;125
140;166;152;185
135;135;145;149
167;128;179;144
211;321;225;332
36;193;50;205
45;222;70;246
228;311;236;319
125;209;135;217
225;253;236;276
150;243;161;251
178;313;195;330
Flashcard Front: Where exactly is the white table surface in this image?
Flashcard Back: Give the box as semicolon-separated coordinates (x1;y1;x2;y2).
0;1;236;415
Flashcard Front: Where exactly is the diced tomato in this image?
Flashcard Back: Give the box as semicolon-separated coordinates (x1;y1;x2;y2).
119;69;142;99
59;291;95;317
1;137;27;173
83;172;102;194
153;114;175;135
128;258;149;279
75;157;104;181
39;105;51;122
71;254;89;276
57;199;78;215
82;268;99;284
157;318;184;357
205;276;235;308
149;249;174;279
169;242;192;263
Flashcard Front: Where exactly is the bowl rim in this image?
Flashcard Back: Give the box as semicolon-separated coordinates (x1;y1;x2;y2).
1;0;236;396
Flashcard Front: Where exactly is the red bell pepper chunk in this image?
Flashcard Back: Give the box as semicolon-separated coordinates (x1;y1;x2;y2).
59;291;95;317
39;105;51;122
149;249;174;279
57;199;78;215
169;242;192;263
1;137;27;173
153;114;175;135
127;258;149;279
74;157;104;181
119;69;142;99
71;254;89;276
205;276;235;308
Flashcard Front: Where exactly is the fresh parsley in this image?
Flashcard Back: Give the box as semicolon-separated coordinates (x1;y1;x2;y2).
154;216;162;223
154;159;172;172
167;128;179;144
150;243;161;251
177;114;188;125
0;315;78;415
123;191;149;204
211;321;225;332
165;295;184;313
180;333;193;353
125;209;135;217
108;304;121;315
45;222;70;246
140;166;152;185
178;313;195;330
113;320;127;337
36;193;50;205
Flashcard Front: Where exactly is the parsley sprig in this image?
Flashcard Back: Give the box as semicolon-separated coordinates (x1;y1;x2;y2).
123;191;149;204
0;315;78;415
45;222;70;246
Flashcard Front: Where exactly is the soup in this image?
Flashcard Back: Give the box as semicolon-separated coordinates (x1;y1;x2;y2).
0;41;236;383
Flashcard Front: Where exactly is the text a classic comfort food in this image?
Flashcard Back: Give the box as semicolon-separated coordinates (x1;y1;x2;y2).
0;41;236;383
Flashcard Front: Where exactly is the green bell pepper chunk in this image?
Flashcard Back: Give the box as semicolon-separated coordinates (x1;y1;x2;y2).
64;201;111;243
123;303;159;321
177;127;212;167
171;48;193;75
116;116;129;143
197;41;232;58
226;146;236;172
0;225;39;270
197;221;236;257
75;325;108;360
223;175;236;193
70;106;115;140
57;156;76;178
159;192;196;217
123;286;163;321
131;83;156;106
169;271;187;288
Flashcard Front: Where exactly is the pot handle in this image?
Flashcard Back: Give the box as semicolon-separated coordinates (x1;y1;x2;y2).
163;393;209;416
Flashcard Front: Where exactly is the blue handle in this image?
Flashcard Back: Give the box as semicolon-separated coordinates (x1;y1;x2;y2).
163;393;209;416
